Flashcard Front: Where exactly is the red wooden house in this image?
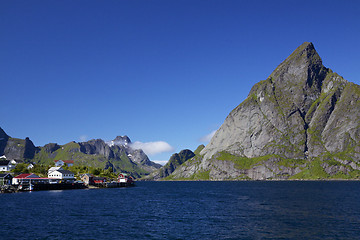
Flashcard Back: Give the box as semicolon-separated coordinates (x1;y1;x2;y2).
93;177;107;184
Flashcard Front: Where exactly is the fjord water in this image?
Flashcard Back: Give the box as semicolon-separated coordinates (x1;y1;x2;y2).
1;181;359;239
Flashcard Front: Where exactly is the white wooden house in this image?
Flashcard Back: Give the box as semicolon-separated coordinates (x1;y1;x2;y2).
0;160;13;172
48;169;75;180
27;163;34;169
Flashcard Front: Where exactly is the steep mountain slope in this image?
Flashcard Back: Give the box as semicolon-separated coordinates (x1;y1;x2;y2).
170;42;360;180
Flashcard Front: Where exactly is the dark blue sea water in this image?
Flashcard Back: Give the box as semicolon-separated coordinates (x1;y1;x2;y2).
1;181;360;239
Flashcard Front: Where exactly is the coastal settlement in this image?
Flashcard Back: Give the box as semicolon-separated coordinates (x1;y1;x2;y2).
0;156;134;193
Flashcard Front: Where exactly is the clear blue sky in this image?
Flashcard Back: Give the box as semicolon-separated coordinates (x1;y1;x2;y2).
1;0;360;164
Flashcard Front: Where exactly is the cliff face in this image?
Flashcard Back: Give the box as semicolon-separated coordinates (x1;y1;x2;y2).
171;42;360;180
80;139;115;159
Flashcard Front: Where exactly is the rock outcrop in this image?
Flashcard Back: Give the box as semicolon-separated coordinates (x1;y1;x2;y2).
143;149;196;180
80;139;115;159
170;42;360;180
0;128;37;160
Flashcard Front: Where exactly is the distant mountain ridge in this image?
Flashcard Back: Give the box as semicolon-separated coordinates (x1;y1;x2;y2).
0;127;161;178
168;42;360;180
104;135;162;171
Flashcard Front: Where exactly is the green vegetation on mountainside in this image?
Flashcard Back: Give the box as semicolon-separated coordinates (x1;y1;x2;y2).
34;141;150;178
159;149;195;178
215;150;360;180
167;148;360;180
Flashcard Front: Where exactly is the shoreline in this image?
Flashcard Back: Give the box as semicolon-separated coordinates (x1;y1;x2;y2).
142;178;360;182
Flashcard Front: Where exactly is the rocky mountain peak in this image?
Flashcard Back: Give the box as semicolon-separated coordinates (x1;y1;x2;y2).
269;42;325;91
273;42;320;71
0;127;9;140
0;127;9;156
246;42;329;121
184;42;360;180
43;143;61;153
104;135;161;171
209;42;333;161
108;136;131;146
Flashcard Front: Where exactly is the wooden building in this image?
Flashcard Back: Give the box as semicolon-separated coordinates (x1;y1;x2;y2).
0;173;13;185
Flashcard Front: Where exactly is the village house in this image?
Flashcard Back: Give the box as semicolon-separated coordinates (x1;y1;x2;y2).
12;173;47;185
27;163;34;169
0;173;13;185
93;177;107;184
48;168;75;181
48;166;62;174
80;173;94;185
54;160;74;167
0;160;13;172
10;159;24;165
118;173;133;183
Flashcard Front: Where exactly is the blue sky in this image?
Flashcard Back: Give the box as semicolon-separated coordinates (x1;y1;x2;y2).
1;0;360;164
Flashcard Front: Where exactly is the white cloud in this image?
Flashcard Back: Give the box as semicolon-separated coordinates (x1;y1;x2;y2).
200;130;217;142
79;135;88;142
152;160;169;166
130;141;175;156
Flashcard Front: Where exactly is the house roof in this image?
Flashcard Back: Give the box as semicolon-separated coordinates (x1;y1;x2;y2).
93;177;107;180
15;173;40;179
54;160;74;164
48;166;63;173
0;173;12;178
21;177;50;180
119;173;132;178
56;169;74;175
11;159;24;164
0;160;10;166
14;173;31;178
81;173;93;177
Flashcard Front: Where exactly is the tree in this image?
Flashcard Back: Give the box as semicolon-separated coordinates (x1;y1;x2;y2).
31;164;47;176
11;163;29;174
91;168;101;176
